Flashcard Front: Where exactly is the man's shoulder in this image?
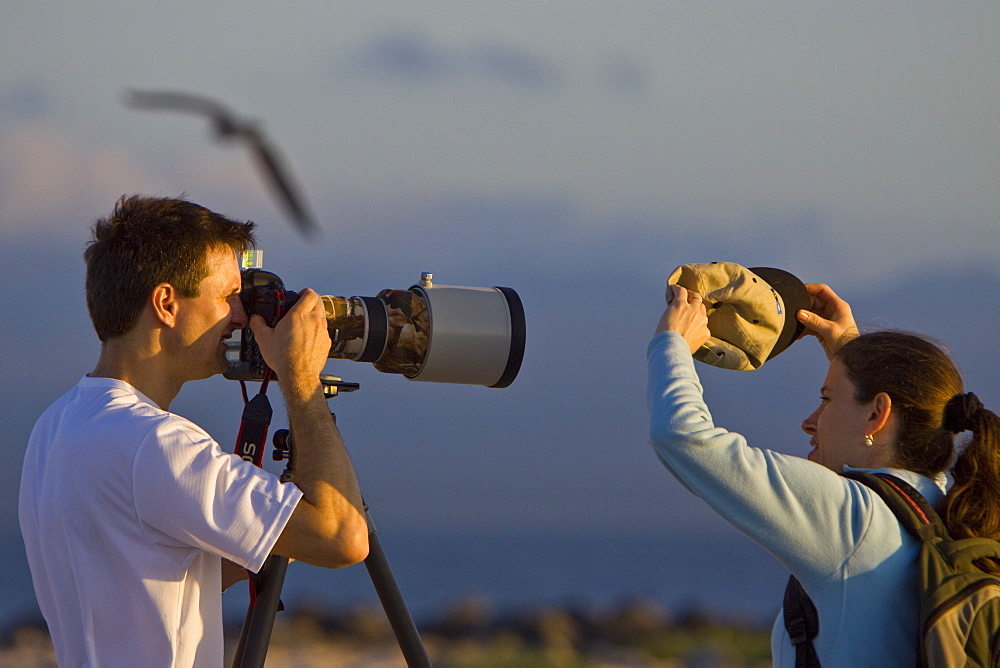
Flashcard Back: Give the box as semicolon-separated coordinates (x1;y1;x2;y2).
64;377;174;431
34;376;214;453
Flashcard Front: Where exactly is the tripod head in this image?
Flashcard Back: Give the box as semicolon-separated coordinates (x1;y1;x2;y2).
320;374;359;399
269;375;357;467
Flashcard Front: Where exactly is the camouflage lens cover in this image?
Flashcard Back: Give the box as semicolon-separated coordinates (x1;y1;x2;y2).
372;289;430;377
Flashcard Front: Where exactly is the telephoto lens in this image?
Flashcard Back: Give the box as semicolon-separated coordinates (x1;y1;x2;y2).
226;270;525;388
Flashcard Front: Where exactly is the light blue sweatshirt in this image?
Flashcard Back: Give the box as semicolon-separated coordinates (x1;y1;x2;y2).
647;331;946;666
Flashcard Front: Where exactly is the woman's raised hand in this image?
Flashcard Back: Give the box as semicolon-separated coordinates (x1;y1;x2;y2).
796;283;859;359
655;284;711;355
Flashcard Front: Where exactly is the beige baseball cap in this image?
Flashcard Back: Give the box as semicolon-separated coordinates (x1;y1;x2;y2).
668;262;811;370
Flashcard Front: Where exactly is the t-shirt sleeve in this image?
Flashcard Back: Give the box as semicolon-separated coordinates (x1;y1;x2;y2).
132;416;303;573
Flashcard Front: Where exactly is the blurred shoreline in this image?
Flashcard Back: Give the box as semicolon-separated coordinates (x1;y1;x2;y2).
2;597;773;667
2;530;787;630
1;530;785;665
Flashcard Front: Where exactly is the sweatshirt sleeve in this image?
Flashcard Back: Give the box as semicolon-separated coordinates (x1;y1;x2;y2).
647;331;877;578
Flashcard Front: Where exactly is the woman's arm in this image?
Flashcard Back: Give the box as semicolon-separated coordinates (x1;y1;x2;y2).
647;330;875;577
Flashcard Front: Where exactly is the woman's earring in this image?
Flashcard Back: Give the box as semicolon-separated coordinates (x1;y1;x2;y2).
863;434;874;447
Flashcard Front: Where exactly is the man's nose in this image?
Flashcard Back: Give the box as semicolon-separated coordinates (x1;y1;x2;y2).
232;300;249;328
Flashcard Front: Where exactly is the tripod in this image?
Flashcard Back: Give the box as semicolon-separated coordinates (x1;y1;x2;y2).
231;376;431;668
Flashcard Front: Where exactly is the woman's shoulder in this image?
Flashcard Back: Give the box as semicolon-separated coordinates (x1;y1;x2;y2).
847;466;947;509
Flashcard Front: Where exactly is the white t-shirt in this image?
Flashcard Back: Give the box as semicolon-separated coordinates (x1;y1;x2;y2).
19;376;303;667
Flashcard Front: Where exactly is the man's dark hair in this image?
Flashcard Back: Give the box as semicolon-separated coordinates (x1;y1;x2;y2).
84;195;257;341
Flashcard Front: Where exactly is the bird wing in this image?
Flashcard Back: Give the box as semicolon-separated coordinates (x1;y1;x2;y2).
125;88;320;237
245;132;319;235
124;89;239;126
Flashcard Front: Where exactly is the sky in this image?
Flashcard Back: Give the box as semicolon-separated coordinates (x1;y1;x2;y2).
1;1;998;619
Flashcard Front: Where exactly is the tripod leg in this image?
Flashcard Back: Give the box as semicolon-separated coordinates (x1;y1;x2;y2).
364;507;432;667
232;555;290;668
232;602;253;665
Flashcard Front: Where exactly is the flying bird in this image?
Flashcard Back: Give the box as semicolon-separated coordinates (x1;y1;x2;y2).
124;89;319;236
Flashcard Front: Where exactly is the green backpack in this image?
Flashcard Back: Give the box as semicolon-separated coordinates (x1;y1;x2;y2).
786;471;1000;667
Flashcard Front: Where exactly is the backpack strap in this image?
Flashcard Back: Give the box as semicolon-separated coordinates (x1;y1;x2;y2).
840;471;950;544
782;471;943;666
783;574;822;667
851;472;1000;566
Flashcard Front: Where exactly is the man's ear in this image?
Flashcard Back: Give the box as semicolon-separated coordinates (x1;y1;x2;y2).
151;283;179;327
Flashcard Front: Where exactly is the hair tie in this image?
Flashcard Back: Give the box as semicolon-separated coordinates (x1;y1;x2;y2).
943;392;983;433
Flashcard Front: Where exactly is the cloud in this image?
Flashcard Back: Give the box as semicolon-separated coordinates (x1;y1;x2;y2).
470;42;561;90
0;122;163;233
339;30;642;96
344;30;562;91
309;189;844;288
598;55;651;97
0;79;49;120
346;30;457;83
0;119;292;240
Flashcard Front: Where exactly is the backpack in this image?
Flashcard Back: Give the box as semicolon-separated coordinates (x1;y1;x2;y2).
784;471;1000;667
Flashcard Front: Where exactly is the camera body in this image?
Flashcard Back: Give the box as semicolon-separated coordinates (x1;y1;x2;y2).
225;269;525;388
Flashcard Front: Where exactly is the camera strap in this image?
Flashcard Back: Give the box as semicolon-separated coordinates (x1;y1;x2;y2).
234;391;272;468
233;373;275;607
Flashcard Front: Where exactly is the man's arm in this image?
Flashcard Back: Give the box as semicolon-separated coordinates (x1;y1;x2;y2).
249;289;368;568
222;558;250;590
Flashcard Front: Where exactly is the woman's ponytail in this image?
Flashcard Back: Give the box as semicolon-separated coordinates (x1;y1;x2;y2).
940;401;1000;542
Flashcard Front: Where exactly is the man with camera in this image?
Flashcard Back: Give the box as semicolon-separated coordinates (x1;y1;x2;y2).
19;195;368;666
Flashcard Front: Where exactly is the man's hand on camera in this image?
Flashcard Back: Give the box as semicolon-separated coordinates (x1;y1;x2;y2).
248;288;330;400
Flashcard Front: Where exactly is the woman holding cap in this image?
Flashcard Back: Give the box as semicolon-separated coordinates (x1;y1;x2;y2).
648;281;1000;666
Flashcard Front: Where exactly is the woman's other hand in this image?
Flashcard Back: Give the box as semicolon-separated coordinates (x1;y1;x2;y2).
656;284;711;355
796;283;859;359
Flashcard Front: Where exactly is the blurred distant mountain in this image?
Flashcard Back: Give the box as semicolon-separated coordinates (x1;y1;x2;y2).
1;231;996;539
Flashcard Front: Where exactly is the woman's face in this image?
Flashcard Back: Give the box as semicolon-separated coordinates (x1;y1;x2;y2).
801;359;881;472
